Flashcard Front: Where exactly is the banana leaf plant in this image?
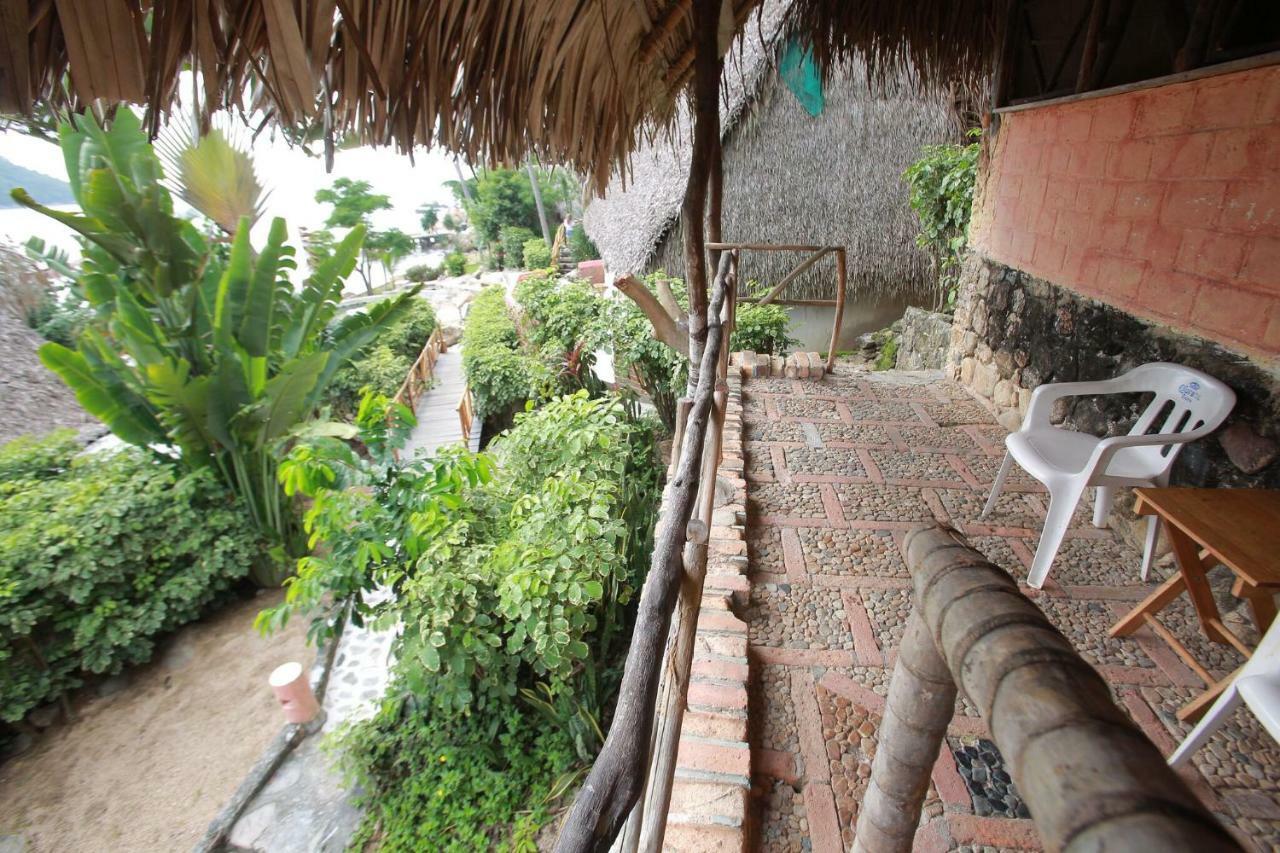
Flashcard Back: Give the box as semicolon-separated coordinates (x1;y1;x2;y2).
14;109;418;583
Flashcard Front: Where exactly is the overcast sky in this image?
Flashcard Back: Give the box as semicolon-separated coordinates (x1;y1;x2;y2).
0;121;465;257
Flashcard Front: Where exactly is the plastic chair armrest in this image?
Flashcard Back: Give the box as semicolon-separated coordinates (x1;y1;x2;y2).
1022;378;1133;430
1086;427;1213;474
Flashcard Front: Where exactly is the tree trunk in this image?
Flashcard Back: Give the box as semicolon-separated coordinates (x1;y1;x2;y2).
856;524;1241;852
526;160;552;246
555;257;731;853
680;0;722;394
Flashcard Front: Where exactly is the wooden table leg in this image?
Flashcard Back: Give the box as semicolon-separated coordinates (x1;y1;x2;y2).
1233;577;1278;635
1177;663;1243;724
1166;524;1230;644
1110;572;1186;638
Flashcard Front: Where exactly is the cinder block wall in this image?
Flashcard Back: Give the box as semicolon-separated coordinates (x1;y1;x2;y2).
969;64;1280;359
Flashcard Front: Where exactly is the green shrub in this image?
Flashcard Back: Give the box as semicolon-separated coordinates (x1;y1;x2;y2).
404;263;441;283
27;292;92;348
327;345;413;417
514;275;601;353
462;287;531;421
568;227;599;263
732;302;798;356
599;274;689;431
0;428;81;481
444;251;467;277
498;226;537;270
522;237;551;270
381;298;439;361
0;437;258;722
903;130;980;307
341;701;575;852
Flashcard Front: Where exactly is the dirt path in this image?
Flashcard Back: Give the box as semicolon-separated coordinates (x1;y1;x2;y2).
0;590;310;852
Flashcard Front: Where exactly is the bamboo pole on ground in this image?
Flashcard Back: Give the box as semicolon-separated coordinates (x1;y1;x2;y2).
855;524;1241;853
555;255;732;853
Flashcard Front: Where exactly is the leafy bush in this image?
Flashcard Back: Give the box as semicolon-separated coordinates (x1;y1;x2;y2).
522;238;551;270
498;226;537;270
381;298;439;361
462;287;531;422
327;345;413;417
1;435;258;722
599;274;689;431
732;302;798;356
568;227;599;263
903;130;980;307
27;291;93;348
514;274;601;353
341;702;575;852
264;392;659;714
444;251;467;277
404;263;441;283
0;428;81;481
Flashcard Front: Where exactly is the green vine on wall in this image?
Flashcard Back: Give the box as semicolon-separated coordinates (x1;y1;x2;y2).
903;130;980;309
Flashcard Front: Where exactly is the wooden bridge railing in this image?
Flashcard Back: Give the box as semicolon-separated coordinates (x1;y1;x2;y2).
456;385;475;445
859;524;1240;853
393;326;447;412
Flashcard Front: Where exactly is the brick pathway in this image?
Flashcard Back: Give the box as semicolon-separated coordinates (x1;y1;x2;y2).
741;363;1280;852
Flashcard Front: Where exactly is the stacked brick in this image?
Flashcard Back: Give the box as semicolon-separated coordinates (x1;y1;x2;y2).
738;350;827;380
665;363;752;852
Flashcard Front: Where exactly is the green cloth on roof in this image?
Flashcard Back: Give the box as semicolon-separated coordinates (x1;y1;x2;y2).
780;40;824;117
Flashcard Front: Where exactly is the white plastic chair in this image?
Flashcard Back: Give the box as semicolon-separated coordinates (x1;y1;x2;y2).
1169;617;1280;767
980;362;1236;589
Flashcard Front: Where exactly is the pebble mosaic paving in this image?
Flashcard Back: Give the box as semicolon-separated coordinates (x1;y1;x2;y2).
741;363;1280;852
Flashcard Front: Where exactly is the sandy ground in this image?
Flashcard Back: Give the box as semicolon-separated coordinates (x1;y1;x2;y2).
0;590;311;852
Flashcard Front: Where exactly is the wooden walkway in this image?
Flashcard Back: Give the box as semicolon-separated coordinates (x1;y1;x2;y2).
400;349;481;458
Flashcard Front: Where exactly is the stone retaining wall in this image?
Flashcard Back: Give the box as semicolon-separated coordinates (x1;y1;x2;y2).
666;365;752;851
895;307;953;371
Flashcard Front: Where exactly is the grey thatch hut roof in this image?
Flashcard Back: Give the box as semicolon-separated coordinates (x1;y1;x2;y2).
583;1;955;299
0;308;96;445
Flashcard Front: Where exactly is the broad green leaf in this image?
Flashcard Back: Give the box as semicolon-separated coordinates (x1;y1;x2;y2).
238;217;288;358
38;343;163;447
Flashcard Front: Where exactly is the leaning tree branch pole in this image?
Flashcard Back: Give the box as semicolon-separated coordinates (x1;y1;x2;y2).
615;274;689;357
857;525;1241;853
556;257;732;853
680;0;722;393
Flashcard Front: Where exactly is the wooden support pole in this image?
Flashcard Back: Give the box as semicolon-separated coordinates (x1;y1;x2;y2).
857;525;1241;853
555;257;732;853
825;248;846;373
1076;0;1109;93
679;0;721;393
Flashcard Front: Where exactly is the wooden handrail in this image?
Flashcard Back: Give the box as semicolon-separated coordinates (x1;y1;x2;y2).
457;385;474;445
393;326;446;412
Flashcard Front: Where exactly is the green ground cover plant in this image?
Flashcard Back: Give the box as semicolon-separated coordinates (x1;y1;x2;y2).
0;431;259;723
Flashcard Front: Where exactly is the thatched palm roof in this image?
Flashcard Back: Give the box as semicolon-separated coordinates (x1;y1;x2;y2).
0;2;996;191
584;2;953;297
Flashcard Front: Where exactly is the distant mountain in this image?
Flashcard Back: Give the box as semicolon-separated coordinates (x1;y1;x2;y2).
0;155;73;208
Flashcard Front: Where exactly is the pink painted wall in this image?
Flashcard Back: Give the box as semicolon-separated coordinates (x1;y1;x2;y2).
970;63;1280;358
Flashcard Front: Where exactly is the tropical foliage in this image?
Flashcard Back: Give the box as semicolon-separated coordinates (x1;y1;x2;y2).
0;431;259;723
314;177;399;293
14;110;416;576
903;130;980;307
732;301;798;356
449;167;574;245
326;299;437;417
498;226;537;270
522;238;552;270
461;287;532;424
156;126;268;235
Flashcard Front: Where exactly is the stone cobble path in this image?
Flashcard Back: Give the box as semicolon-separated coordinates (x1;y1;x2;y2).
742;362;1280;852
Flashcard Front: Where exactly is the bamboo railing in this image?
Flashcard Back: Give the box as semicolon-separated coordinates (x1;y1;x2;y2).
556;251;738;852
858;524;1240;853
707;241;847;373
392;326;447;412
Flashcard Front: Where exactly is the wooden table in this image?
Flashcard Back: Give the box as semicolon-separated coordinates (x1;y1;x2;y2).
1109;487;1280;722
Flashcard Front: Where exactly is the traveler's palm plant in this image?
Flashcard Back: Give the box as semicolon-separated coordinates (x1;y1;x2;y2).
14;110;418;581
